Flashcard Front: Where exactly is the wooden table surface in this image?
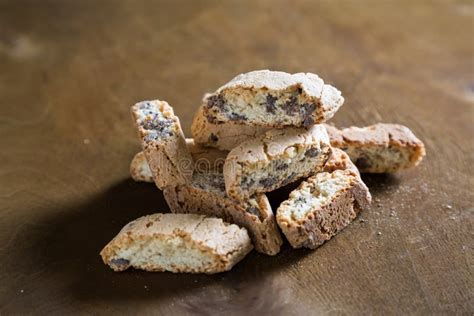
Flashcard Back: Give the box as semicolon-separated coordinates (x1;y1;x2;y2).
1;1;473;315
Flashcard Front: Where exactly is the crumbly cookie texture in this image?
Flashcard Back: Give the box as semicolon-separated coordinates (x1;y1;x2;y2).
130;139;228;183
322;147;360;176
192;102;271;150
164;172;283;255
324;123;425;173
202;70;344;128
131;100;193;188
276;170;371;249
224;125;332;200
100;213;252;274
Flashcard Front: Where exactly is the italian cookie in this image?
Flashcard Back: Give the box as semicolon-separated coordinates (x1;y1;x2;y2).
101;213;252;274
224;125;332;200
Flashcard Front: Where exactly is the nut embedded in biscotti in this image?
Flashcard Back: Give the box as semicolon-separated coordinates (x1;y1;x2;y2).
223;124;332;201
163;172;283;256
100;213;253;274
201;70;344;128
276;169;372;249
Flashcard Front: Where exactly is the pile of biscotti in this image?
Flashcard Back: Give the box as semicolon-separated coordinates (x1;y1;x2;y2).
101;70;425;274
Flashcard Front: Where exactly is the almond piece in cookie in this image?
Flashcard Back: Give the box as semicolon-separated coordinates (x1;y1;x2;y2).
276;169;371;249
131;100;193;188
224;125;332;200
163;172;283;256
100;213;252;274
202;70;344;128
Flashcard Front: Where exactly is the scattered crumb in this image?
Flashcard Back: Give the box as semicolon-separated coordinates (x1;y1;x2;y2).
360;219;367;223
445;204;452;210
83;138;90;145
144;285;148;290
377;232;382;236
449;216;456;220
20;289;24;293
377;203;382;208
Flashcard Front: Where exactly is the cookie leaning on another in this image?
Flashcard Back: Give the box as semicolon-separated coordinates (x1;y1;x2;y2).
325;123;425;173
202;70;344;128
224;125;332;201
163;172;283;256
101;213;252;274
192;105;271;151
276;169;371;249
131;100;193;189
130;139;228;183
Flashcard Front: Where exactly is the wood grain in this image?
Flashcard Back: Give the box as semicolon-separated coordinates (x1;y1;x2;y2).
0;0;473;314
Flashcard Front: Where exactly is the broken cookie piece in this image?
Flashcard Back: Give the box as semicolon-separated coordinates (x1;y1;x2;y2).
164;172;283;256
224;125;332;200
201;70;344;128
325;123;425;173
101;213;252;273
131;100;194;188
276;169;371;249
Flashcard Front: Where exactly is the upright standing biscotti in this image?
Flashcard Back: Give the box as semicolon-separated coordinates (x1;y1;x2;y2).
192;103;271;151
224;125;332;200
164;172;283;255
131;100;193;188
276;170;371;249
324;123;425;173
202;70;344;128
101;213;253;274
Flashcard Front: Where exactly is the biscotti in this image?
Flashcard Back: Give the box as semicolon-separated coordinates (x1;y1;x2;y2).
224;125;332;200
324;123;425;173
163;172;283;255
130;151;154;183
131;100;193;188
101;213;252;273
202;70;344;128
130;139;228;183
186;138;228;173
276;169;371;249
192;104;271;151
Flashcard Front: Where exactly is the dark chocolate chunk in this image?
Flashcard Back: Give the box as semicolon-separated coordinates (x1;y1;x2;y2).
301;103;316;127
228;112;248;121
265;95;278;114
241;176;255;189
305;147;320;158
110;258;130;268
355;156;371;169
209;133;219;143
281;96;299;115
207;94;226;110
303;116;314;127
259;176;278;187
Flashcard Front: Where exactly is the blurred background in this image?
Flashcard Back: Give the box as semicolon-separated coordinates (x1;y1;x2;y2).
0;1;472;315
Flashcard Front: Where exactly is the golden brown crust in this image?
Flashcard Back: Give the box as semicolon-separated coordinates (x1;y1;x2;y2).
100;213;253;273
324;123;425;173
